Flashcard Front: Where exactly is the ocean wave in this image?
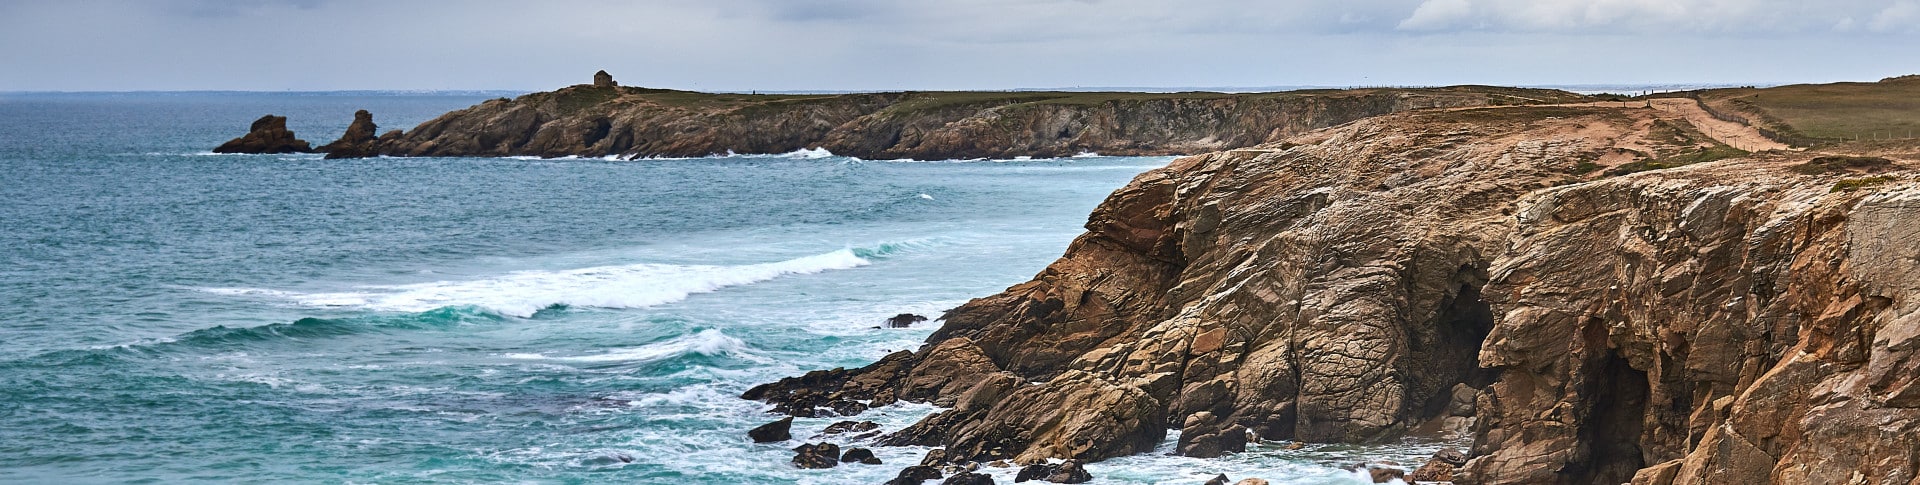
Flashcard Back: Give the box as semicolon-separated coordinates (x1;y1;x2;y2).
504;329;764;364
171;306;505;348
202;244;908;317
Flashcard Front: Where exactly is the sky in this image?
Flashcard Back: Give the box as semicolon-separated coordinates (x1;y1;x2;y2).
2;0;1917;92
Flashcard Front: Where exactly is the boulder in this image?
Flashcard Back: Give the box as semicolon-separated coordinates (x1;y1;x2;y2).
1203;474;1231;485
1232;479;1268;485
942;471;996;485
213;114;312;154
816;420;882;440
748;416;792;443
1177;412;1247;458
790;442;840;469
1012;459;1092;483
887;313;929;328
1367;467;1404;483
841;447;882;465
885;465;945;485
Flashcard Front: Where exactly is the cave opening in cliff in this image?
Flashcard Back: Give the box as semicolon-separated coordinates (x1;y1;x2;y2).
1415;282;1498;422
1571;349;1650;484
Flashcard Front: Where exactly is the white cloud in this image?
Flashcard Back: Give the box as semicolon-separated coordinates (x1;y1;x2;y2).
1396;0;1917;33
1399;0;1474;30
1869;1;1920;32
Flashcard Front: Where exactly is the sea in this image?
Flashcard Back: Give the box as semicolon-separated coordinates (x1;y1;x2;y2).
0;92;1445;484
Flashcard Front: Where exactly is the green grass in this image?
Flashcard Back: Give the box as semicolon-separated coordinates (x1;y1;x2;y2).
1789;155;1897;175
1832;176;1897;192
1697;76;1920;144
1604;145;1750;176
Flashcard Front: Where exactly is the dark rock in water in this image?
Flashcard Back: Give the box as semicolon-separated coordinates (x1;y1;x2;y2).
213;114;312;154
885;465;945;485
1431;446;1467;466
1203;474;1231;485
943;471;995;485
820;420;880;435
319;110;382;159
1177;412;1247;458
790;442;840;469
919;448;948;467
593;70;616;88
748;416;792;443
841;447;882;465
1366;466;1404;483
1013;459;1091;483
887;313;928;328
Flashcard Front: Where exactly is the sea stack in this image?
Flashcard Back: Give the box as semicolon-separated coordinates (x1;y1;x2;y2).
593;70;616;88
213;115;312;154
318;110;381;159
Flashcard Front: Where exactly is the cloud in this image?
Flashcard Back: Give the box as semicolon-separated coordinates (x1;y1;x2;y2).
1869;1;1920;32
1395;0;1918;34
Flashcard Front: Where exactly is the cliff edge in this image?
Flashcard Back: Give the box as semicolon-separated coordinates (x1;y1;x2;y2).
746;101;1920;483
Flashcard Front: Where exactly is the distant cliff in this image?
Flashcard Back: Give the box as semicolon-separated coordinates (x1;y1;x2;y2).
230;74;1586;160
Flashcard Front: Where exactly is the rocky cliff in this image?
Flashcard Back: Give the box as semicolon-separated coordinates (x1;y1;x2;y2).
324;80;1584;160
746;103;1920;483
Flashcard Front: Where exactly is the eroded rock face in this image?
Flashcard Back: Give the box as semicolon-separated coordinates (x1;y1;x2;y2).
1456;158;1920;484
748;103;1920;481
213;115;312;154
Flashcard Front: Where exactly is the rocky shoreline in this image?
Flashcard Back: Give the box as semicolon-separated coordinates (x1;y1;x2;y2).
740;102;1920;483
211;71;1587;160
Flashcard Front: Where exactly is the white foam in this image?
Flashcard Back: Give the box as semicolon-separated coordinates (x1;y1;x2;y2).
918;193;935;200
204;249;872;317
505;329;763;363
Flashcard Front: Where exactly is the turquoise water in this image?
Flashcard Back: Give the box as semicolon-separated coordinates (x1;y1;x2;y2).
0;93;1434;484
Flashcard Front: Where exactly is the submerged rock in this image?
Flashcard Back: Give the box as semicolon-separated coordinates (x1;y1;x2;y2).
748;416;792;443
1202;474;1231;485
213;114;312;154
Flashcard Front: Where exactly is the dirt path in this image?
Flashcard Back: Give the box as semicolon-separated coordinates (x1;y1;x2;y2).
1646;98;1791;152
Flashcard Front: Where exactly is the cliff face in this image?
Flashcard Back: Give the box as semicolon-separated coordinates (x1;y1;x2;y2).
362;85;1585;160
745;104;1920;483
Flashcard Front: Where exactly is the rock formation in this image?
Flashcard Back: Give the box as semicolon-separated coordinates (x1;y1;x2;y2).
747;103;1920;483
748;416;792;443
317;110;382;159
362;85;1585;160
213;115;312;153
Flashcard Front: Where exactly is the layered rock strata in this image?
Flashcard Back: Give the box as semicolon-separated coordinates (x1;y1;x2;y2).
746;104;1920;483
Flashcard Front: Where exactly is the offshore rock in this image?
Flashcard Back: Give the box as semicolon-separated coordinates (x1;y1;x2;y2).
841;447;882;465
790;442;840;469
942;471;996;485
886;465;945;485
1012;459;1092;483
888;313;930;328
747;416;792;443
318;110;381;159
213;114;312;154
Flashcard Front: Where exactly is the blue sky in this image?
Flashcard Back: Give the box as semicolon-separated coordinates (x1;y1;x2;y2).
2;0;1917;91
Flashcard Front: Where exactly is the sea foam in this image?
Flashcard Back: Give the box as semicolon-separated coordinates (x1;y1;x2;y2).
205;248;874;317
